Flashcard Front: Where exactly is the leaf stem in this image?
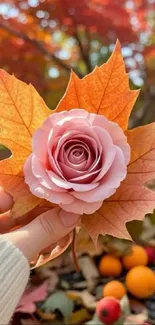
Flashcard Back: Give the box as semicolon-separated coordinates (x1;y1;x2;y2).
72;229;80;272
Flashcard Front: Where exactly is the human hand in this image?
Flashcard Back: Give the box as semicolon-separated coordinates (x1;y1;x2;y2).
0;187;79;263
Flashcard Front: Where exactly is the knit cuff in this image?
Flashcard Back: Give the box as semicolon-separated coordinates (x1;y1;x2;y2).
0;237;30;324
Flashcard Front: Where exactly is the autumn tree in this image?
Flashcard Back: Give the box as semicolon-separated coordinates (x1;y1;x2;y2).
0;0;154;125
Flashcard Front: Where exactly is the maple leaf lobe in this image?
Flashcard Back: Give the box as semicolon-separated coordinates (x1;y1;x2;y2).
56;39;139;131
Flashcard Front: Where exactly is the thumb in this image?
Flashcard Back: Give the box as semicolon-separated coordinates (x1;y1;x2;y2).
2;207;79;263
28;207;79;253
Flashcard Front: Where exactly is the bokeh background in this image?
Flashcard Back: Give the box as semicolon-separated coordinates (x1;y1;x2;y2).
0;0;154;128
0;1;155;324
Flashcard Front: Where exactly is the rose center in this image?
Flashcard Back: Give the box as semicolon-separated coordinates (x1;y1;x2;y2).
68;145;88;164
73;149;82;157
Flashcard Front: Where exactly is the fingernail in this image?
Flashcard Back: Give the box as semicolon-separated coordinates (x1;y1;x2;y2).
59;210;80;228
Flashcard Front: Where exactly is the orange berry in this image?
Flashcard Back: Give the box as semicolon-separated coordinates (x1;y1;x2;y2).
99;254;122;277
126;265;155;298
103;280;126;300
122;245;148;270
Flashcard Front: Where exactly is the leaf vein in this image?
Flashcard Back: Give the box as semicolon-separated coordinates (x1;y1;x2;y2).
96;53;120;113
0;75;32;137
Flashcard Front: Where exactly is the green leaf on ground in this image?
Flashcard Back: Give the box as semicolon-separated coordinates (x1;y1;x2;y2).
42;291;74;323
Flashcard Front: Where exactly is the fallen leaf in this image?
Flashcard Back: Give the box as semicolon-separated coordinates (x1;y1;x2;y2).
73;281;88;289
67;290;96;311
36;308;56;321
56;40;139;131
78;256;99;283
16;282;48;314
82;123;155;243
120;295;131;316
85;313;103;325
129;299;146;314
37;269;59;292
41;291;74;323
0;70;50;217
21;319;39;325
124;314;148;325
70;308;91;324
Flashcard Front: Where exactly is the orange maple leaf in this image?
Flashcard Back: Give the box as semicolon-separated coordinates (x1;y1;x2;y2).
56;40;139;130
0;40;155;267
0;70;51;217
82;123;155;242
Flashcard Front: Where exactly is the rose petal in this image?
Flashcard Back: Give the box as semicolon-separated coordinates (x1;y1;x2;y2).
48;130;85;179
89;113;130;164
60;199;103;215
49;125;102;181
92;126;116;182
32;114;60;164
59;134;101;179
72;146;127;202
48;170;99;191
24;155;74;204
69;168;101;183
62;140;90;169
32;129;48;164
32;155;66;192
56;109;89;125
61;108;89;120
59;162;86;179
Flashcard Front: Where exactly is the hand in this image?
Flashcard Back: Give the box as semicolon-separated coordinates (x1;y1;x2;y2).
0;187;79;263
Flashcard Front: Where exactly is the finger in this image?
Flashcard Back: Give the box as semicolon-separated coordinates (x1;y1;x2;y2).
59;210;81;227
0;205;49;233
0;211;17;233
28;207;80;253
3;207;79;263
0;187;13;213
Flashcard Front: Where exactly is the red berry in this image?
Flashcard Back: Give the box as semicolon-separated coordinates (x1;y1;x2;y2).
96;297;121;324
145;246;155;264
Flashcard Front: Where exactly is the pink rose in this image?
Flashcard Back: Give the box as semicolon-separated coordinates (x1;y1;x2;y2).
24;109;130;215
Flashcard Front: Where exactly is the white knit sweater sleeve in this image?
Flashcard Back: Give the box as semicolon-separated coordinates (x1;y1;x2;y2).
0;237;30;325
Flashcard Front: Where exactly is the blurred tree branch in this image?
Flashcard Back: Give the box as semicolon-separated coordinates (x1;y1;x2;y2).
0;22;83;78
74;29;92;73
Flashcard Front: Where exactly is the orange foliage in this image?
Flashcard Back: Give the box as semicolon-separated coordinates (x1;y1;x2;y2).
0;69;50;217
57;40;139;130
0;0;154;99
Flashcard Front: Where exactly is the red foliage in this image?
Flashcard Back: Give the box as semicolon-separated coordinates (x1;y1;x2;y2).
0;0;154;112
